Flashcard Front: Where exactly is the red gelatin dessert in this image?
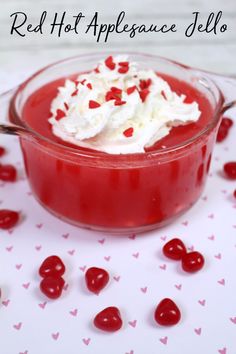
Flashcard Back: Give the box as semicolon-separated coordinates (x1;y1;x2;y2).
7;53;228;233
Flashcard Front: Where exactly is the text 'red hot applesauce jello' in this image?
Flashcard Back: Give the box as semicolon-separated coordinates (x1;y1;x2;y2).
6;53;228;233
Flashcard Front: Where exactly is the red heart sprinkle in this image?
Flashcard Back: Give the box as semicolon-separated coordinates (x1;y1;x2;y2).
139;79;152;90
114;100;126;106
123;127;134;137
118;66;129;74
105;91;118;101
154;298;181;326
89;100;101;109
85;267;109;294
126;86;137;95
111;87;122;95
39;255;65;278
181;251;205;273
94;67;100;73
139;89;150;102
64;102;69;110
105;56;116;70
87;83;92;90
163;238;187;260
0;209;19;229
71;89;78;97
40;276;65;299
224;162;236;179
0;164;17;182
94;306;123;332
55;109;66;120
118;61;129;67
161;90;167;100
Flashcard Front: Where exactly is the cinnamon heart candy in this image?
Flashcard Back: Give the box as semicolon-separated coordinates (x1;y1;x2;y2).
154;298;181;326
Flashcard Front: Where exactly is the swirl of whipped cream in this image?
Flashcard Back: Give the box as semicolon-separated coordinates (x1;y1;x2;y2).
49;55;201;154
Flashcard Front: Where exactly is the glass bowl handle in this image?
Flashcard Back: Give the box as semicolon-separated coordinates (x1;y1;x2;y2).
0;87;31;138
205;73;236;114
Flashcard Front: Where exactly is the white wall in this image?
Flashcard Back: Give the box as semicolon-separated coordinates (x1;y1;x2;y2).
0;0;235;91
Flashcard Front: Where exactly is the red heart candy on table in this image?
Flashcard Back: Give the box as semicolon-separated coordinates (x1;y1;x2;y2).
40;276;65;299
162;238;187;260
154;298;181;326
85;267;109;294
39;255;65;278
94;306;123;332
181;251;205;273
0;210;19;230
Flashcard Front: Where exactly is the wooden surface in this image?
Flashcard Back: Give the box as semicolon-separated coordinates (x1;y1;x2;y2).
0;0;236;92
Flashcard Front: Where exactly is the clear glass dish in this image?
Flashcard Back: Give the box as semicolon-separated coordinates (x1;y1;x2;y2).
0;53;235;233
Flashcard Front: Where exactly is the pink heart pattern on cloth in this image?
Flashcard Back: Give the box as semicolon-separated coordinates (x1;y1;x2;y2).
0;109;236;354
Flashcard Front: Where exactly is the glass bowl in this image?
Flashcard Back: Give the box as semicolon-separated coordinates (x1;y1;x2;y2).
0;52;235;233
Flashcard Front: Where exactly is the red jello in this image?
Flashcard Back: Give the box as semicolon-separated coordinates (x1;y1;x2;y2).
18;73;214;232
7;53;224;233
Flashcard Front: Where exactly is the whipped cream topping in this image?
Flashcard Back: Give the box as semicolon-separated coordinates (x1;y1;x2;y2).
49;55;201;154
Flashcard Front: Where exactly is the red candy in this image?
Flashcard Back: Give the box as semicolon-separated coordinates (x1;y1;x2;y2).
126;86;137;95
221;117;233;128
105;56;116;70
55;109;66;121
40;276;65;299
71;89;78;97
85;267;109;294
234;189;236;199
161;90;167;100
0;209;19;229
139;79;152;90
39;255;65;278
105;91;118;101
118;61;129;67
163;238;187;260
181;251;205;273
94;306;123;332
0;164;17;182
89;100;101;109
154;298;181;326
114;100;126;106
217;117;233;142
0;146;6;157
139;89;150;102
216;125;228;142
224;162;236;180
110;87;122;95
118;66;129;74
123;127;134;138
